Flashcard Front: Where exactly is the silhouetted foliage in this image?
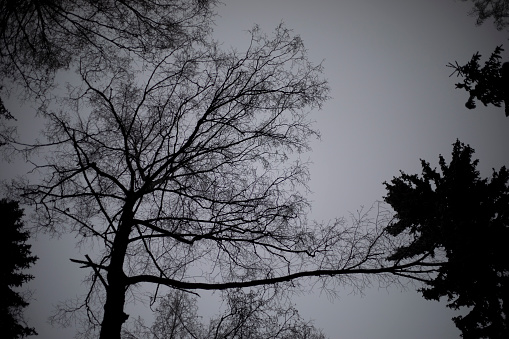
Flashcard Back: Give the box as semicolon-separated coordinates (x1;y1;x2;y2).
0;88;15;147
0;95;13;120
447;45;509;116
0;0;216;100
384;140;509;338
124;290;328;339
0;199;38;338
461;0;509;31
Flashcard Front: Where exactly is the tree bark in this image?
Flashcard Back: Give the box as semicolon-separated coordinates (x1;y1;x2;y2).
99;199;135;339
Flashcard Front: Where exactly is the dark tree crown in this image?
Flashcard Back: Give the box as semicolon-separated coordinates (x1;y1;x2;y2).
384;140;509;338
448;45;508;116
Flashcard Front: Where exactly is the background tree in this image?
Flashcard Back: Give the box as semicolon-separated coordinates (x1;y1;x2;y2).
449;1;509;116
149;290;204;339
447;45;508;116
384;140;509;338
0;198;38;338
0;0;216;101
461;0;509;31
207;290;327;339
124;290;205;339
123;289;328;339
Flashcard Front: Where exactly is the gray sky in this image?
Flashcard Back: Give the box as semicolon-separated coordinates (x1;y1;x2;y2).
3;0;509;338
210;1;508;338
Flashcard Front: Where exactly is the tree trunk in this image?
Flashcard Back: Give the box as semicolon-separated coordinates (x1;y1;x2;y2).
99;274;129;339
99;200;134;339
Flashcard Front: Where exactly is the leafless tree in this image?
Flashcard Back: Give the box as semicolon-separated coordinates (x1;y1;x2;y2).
207;290;328;339
123;290;205;339
7;13;443;339
123;289;328;339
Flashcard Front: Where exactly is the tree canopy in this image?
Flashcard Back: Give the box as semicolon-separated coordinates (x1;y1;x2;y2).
0;0;216;99
0;199;38;338
384;140;509;338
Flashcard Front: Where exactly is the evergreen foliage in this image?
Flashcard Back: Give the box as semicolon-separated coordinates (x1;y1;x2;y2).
384;140;509;338
0;199;38;338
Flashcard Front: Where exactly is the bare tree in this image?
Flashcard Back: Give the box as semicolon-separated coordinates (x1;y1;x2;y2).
150;291;204;339
124;289;328;339
124;290;205;339
8;15;443;339
205;290;328;339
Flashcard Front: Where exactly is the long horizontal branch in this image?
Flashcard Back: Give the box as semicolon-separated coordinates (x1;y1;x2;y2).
126;260;443;291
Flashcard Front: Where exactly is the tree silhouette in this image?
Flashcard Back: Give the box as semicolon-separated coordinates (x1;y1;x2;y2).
8;21;443;339
5;3;445;338
450;1;509;116
0;199;38;338
384;140;509;338
447;45;508;116
124;289;328;339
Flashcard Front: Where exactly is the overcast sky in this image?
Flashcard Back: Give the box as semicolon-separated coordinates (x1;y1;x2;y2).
3;1;509;338
211;1;508;338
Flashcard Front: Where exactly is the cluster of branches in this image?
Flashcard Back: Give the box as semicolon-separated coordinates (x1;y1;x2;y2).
123;289;328;339
0;0;216;99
